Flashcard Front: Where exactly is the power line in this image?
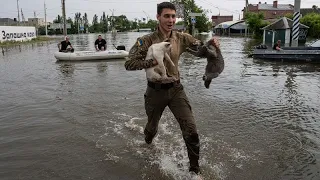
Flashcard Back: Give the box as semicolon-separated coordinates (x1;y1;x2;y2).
63;8;154;14
197;0;242;14
69;0;159;3
0;7;61;14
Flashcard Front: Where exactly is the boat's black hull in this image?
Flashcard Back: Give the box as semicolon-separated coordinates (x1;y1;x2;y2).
252;49;320;62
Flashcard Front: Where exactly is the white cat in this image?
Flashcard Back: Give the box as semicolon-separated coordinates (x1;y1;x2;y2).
145;42;176;82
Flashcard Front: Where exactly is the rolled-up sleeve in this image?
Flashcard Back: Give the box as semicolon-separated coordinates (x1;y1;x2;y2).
181;33;203;52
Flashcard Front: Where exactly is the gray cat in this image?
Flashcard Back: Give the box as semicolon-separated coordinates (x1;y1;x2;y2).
187;39;224;89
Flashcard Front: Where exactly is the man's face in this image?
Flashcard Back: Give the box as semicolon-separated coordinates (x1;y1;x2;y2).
66;37;69;41
157;8;176;33
98;36;102;40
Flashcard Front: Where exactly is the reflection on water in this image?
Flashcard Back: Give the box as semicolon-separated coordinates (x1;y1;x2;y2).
0;33;320;180
58;63;75;77
242;38;263;54
96;62;108;73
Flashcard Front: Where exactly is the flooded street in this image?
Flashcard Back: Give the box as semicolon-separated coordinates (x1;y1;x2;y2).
1;32;320;180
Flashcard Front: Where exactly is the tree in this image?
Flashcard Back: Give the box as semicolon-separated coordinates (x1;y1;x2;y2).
51;10;185;34
73;12;82;33
100;12;108;32
51;15;63;34
300;12;320;38
67;17;76;34
138;19;158;31
170;0;210;33
53;15;62;23
176;21;184;25
114;15;131;32
312;5;318;10
245;12;269;39
83;13;89;33
90;14;99;32
284;13;293;20
133;19;138;29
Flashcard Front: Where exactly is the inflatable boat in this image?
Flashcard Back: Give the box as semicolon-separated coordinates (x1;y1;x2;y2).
54;50;129;61
54;45;129;61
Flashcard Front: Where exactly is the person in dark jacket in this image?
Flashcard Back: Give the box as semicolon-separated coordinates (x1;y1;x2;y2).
273;40;282;51
95;35;107;51
58;36;74;52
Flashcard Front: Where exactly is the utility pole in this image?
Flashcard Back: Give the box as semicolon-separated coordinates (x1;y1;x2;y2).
112;9;115;32
245;0;248;13
34;11;39;36
143;11;150;23
110;9;115;33
21;8;25;25
291;0;301;47
245;0;249;36
62;0;67;36
16;0;20;25
44;1;48;36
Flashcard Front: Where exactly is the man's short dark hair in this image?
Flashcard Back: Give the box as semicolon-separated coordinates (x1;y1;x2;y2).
157;2;176;15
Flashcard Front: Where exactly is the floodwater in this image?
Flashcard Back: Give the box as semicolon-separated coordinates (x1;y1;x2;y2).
1;32;320;180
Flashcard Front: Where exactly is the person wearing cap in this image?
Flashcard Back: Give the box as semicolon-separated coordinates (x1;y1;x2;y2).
58;36;74;52
95;35;107;51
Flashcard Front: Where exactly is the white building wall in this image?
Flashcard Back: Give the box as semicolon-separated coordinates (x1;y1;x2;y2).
285;29;291;47
0;26;36;42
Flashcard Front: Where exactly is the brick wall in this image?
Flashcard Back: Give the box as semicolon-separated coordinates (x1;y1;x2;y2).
243;3;293;20
211;16;233;26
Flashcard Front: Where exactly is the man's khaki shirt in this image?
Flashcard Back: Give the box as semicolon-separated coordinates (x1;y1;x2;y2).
124;29;201;81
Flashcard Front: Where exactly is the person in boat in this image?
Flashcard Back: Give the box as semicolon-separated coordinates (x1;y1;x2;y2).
58;36;74;53
95;35;107;51
273;40;282;51
124;1;220;177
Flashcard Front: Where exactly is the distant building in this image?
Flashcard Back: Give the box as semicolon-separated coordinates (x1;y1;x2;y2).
1;17;48;27
300;8;320;16
28;18;45;26
243;0;294;20
211;15;233;27
138;28;152;32
48;23;71;30
213;20;249;36
261;17;309;47
0;18;16;26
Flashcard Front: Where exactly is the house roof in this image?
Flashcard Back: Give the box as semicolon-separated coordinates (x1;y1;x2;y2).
213;20;245;29
0;18;15;22
262;17;309;30
229;21;247;30
300;8;320;16
257;4;293;10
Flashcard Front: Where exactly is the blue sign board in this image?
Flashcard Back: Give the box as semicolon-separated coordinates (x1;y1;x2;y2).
191;17;196;24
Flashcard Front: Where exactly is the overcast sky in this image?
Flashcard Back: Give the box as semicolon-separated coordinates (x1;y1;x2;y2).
1;0;318;23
